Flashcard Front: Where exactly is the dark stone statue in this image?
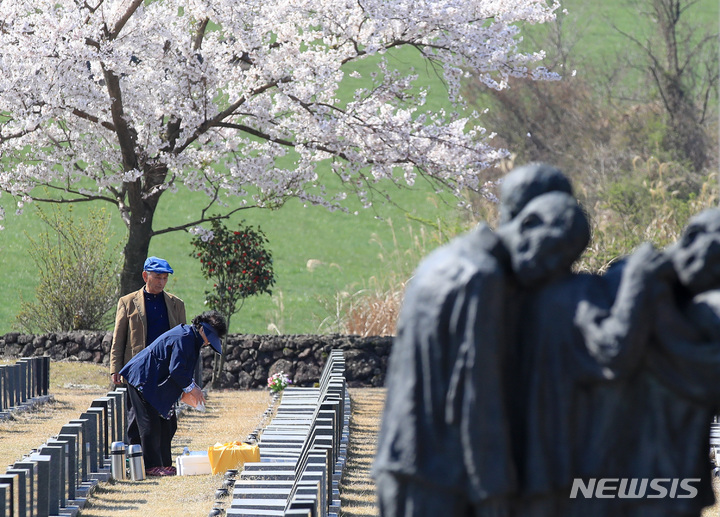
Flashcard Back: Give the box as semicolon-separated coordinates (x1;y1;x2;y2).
509;243;669;517
373;162;720;517
572;208;720;517
373;163;591;516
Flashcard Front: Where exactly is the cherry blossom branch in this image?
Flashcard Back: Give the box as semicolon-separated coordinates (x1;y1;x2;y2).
28;187;119;206
194;17;209;51
0;124;41;144
71;108;115;132
108;0;144;40
173;80;286;154
101;66;138;171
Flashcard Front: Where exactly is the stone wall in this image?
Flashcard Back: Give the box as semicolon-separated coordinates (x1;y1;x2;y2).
0;331;393;388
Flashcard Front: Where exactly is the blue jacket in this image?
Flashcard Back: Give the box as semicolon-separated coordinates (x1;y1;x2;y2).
120;323;202;419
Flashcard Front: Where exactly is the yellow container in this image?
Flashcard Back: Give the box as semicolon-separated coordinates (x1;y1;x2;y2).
207;441;260;475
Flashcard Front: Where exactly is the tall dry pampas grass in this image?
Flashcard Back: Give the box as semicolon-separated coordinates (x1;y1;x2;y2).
321;218;453;337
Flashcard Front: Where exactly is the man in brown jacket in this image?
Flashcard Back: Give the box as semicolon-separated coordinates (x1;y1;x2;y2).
110;256;186;444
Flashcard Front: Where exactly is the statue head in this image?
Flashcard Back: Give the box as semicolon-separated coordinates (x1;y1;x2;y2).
499;162;574;225
669;208;720;295
497;191;590;287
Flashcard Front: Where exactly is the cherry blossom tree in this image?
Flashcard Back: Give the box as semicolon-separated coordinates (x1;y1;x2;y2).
0;0;560;295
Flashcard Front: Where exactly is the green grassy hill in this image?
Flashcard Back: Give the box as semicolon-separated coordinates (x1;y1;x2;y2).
0;180;460;335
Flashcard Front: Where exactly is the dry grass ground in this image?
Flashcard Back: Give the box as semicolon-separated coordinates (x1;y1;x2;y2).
78;389;270;516
704;479;720;517
339;388;384;517
0;360;109;469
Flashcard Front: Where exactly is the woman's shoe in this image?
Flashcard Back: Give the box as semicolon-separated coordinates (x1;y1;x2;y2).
146;466;173;477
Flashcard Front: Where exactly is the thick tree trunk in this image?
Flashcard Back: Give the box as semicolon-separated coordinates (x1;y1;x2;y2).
119;216;155;295
118;178;163;295
650;0;708;171
104;56;169;295
661;77;707;171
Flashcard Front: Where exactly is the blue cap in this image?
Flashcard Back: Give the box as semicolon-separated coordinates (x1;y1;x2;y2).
143;256;174;274
201;323;223;354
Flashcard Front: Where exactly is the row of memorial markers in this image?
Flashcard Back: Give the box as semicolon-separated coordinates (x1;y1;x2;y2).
0;355;126;517
0;351;350;517
223;349;349;517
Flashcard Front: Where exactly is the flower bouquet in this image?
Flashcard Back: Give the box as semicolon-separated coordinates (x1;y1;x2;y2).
267;371;292;393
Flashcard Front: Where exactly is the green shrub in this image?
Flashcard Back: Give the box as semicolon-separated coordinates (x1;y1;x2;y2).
578;158;718;272
15;205;121;332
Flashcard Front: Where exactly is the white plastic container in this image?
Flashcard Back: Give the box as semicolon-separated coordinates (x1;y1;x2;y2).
176;451;213;476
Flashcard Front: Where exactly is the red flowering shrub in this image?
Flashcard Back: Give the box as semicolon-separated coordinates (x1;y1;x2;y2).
190;219;276;384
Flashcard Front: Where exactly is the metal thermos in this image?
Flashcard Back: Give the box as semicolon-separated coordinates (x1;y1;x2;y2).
111;441;126;480
127;444;146;481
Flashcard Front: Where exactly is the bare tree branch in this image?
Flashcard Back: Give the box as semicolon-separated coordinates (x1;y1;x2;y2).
152;205;258;236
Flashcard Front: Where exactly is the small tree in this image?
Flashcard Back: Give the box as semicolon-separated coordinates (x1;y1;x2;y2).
16;205;121;332
613;0;718;172
191;219;276;386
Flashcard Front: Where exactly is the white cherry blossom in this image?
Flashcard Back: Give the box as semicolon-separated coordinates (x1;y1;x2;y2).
0;0;559;292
